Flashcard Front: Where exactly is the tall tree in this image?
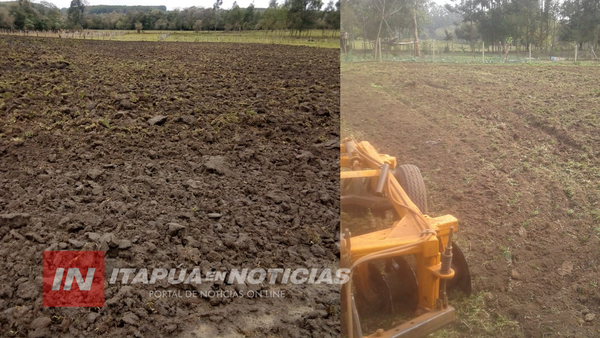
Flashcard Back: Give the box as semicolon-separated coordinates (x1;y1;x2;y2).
244;3;256;29
285;0;324;35
446;0;482;51
67;0;86;29
226;2;244;30
259;0;288;33
324;0;341;31
447;0;567;53
212;0;223;30
561;0;600;48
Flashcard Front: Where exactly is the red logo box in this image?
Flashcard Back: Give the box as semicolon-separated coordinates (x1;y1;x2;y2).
43;251;105;307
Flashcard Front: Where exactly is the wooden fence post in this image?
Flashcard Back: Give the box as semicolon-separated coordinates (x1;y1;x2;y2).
482;41;485;63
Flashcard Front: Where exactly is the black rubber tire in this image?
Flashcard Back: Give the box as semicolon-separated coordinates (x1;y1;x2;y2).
394;164;428;214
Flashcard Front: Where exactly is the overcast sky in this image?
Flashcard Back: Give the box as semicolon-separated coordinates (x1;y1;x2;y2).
2;0;451;11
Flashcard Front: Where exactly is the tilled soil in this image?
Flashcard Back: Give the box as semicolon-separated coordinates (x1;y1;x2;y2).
342;63;600;337
0;36;340;337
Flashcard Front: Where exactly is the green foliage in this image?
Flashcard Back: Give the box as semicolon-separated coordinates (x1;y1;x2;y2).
226;2;244;31
258;1;288;31
454;21;480;49
2;0;62;30
86;5;166;15
67;0;85;29
323;0;340;30
193;19;202;32
444;0;599;52
243;3;257;30
0;1;338;33
285;0;324;34
560;0;600;45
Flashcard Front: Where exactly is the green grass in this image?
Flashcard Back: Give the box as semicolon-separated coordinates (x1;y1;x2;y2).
124;30;339;48
430;292;523;338
3;29;340;48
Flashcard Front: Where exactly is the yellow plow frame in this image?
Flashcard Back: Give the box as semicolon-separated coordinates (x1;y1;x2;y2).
341;138;462;338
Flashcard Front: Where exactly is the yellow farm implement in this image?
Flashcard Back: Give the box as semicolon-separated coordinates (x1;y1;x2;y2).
341;138;471;338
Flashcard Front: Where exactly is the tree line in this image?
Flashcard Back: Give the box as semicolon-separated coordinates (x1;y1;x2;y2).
341;0;599;54
0;0;340;34
448;0;599;52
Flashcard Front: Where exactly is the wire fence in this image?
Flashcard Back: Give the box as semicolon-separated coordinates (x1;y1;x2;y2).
0;29;341;48
341;40;600;64
0;29;126;40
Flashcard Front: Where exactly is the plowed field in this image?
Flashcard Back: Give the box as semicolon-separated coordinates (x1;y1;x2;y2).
0;36;340;337
342;62;600;337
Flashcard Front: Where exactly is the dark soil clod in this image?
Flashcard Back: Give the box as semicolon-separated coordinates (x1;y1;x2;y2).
0;36;339;337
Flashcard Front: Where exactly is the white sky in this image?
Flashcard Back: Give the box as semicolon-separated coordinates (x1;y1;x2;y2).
1;0;272;10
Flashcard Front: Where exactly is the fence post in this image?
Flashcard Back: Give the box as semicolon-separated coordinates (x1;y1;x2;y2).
574;43;578;62
482;41;485;63
528;43;531;62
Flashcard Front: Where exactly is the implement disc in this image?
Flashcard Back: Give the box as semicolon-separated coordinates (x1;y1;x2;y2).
445;243;472;296
353;257;419;319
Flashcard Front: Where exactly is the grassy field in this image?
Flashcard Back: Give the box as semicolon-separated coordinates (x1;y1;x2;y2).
1;29;340;48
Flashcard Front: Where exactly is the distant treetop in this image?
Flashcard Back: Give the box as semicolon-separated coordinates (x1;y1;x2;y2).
85;5;167;14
